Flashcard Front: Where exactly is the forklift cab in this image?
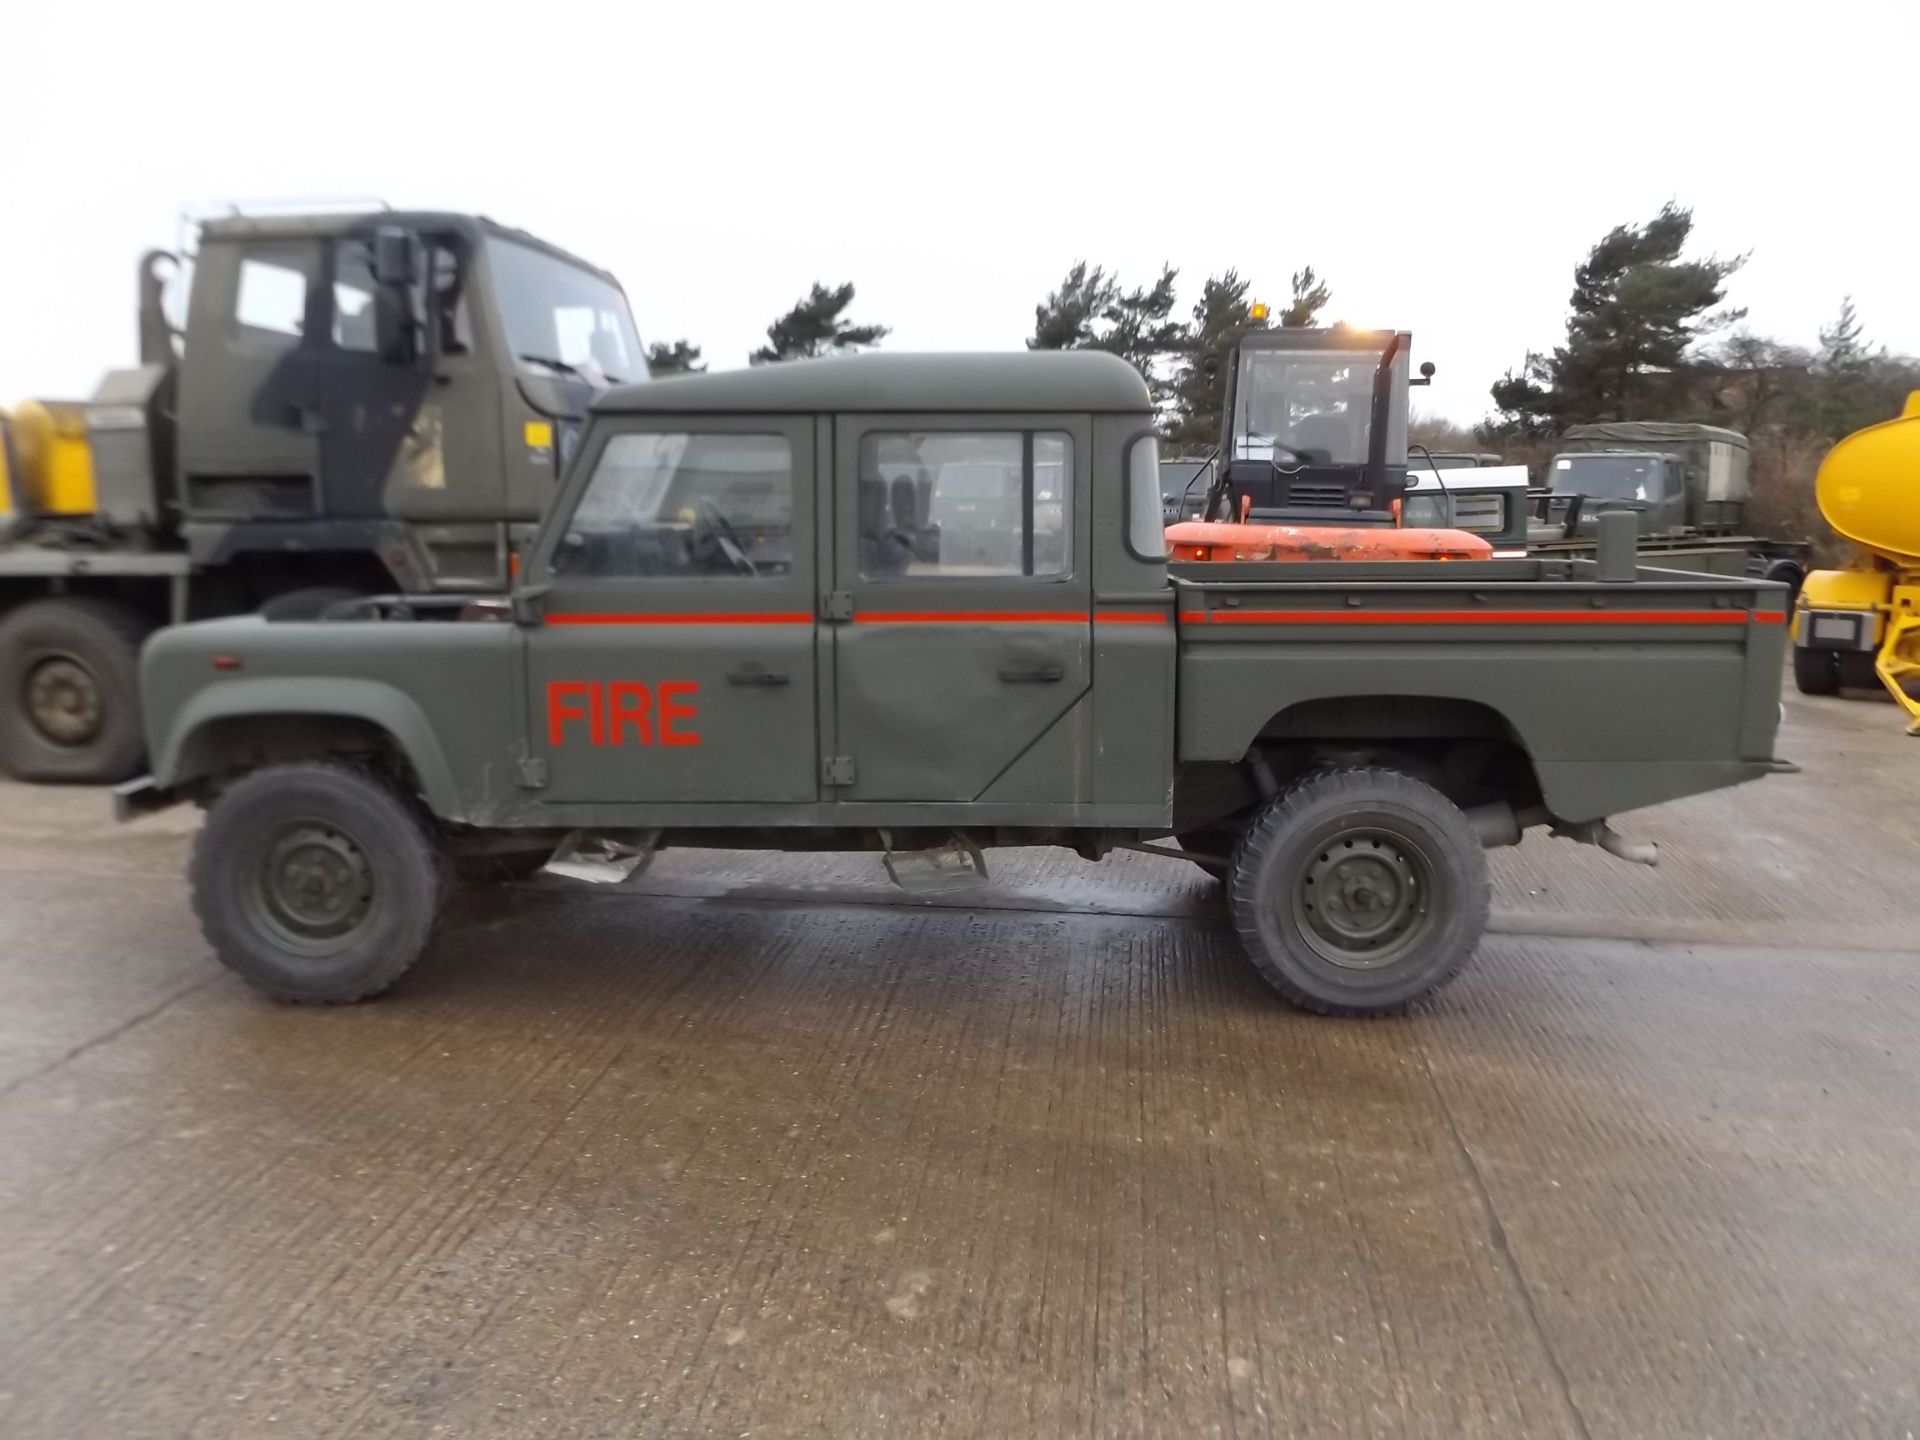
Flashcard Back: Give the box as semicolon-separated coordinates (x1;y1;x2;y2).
1208;328;1413;525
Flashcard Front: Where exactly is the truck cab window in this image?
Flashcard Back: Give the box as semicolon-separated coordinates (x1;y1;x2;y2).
332;238;470;358
859;431;1072;579
233;249;312;348
555;432;792;580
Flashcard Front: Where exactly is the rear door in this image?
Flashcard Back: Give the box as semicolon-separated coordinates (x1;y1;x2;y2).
524;416;818;804
829;414;1092;803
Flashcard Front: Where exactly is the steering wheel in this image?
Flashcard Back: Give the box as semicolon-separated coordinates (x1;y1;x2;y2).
693;497;758;577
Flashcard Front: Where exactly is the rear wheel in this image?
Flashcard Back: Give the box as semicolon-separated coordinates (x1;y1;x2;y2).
191;763;447;1002
0;597;153;783
1792;644;1841;696
1227;767;1488;1015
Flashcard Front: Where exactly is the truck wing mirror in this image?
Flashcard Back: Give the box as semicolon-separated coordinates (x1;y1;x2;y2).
372;285;418;366
372;227;418;286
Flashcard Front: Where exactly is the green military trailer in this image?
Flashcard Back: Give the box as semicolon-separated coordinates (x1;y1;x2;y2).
122;352;1793;1015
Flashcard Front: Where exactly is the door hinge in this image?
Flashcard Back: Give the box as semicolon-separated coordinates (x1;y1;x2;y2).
517;757;549;789
822;756;856;787
821;591;854;622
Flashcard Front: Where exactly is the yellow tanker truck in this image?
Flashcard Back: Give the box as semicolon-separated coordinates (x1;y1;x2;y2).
1791;393;1920;729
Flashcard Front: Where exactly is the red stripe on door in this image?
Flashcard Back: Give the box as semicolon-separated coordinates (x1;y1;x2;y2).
853;610;1089;624
546;611;813;626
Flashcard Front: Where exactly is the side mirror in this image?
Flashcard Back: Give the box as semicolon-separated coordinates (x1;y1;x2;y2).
372;285;417;366
372;227;417;287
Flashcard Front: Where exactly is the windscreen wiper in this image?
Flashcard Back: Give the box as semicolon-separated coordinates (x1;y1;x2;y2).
519;353;585;380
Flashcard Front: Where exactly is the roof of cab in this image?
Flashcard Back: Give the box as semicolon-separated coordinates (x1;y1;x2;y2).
594;351;1152;416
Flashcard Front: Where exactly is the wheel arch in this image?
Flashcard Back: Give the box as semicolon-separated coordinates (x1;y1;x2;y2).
1174;693;1545;832
153;678;461;817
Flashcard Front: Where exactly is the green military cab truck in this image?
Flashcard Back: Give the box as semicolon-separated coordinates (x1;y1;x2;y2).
0;209;642;782
123;352;1793;1015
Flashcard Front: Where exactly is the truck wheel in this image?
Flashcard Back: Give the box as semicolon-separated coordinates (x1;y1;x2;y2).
191;762;447;1003
0;597;153;783
1838;650;1884;694
1792;645;1841;696
260;586;365;622
1227;767;1488;1015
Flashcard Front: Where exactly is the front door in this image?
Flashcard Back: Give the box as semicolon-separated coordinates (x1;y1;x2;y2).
317;231;502;527
524;416;819;805
176;238;324;515
830;414;1092;803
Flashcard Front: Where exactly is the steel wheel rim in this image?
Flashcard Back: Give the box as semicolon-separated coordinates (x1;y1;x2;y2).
1291;826;1436;971
23;655;103;747
246;820;376;955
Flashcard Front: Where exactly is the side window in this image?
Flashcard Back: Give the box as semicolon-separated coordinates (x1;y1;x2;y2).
859;430;1073;579
332;242;379;353
555;432;792;580
233;246;313;349
1125;432;1168;559
331;237;471;358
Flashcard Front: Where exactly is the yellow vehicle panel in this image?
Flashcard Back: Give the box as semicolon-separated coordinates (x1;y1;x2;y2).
1817;392;1920;565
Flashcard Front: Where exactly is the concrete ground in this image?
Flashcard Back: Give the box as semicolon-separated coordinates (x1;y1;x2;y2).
0;685;1916;1439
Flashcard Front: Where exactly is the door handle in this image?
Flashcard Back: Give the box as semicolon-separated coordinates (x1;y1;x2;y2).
728;665;790;687
998;661;1064;684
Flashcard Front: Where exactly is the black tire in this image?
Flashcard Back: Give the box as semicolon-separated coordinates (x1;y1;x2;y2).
191;762;447;1003
259;586;365;622
1837;650;1885;695
1227;767;1488;1016
0;596;154;783
1792;644;1841;697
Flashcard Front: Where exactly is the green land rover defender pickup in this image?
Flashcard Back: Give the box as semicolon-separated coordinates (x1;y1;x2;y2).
121;352;1792;1015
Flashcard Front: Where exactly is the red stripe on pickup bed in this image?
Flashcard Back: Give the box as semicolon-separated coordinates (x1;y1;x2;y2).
546;612;813;626
1201;608;1771;626
853;610;1088;624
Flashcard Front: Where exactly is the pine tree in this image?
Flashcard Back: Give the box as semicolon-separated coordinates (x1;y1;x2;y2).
749;283;888;365
645;339;706;376
1028;261;1185;410
1167;271;1268;449
1280;267;1331;328
1490;203;1744;433
1028;262;1118;351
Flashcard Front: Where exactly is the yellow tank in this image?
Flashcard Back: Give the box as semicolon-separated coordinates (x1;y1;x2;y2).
0;408;14;518
1800;391;1920;731
1816;391;1920;565
7;399;98;517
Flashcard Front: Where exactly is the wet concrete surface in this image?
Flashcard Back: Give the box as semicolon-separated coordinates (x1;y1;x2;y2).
0;684;1916;1437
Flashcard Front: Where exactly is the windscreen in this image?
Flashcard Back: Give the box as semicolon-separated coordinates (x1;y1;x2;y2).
488;239;646;386
1232;349;1389;465
1552;455;1666;503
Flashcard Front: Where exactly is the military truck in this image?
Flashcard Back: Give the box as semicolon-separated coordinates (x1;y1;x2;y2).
1531;422;1809;593
0;209;644;782
120;352;1792;1016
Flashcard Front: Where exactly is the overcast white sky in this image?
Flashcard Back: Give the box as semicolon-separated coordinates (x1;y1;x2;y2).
4;0;1915;424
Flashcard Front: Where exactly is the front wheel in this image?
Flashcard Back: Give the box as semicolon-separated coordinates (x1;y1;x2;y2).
1227;767;1488;1015
191;762;447;1002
